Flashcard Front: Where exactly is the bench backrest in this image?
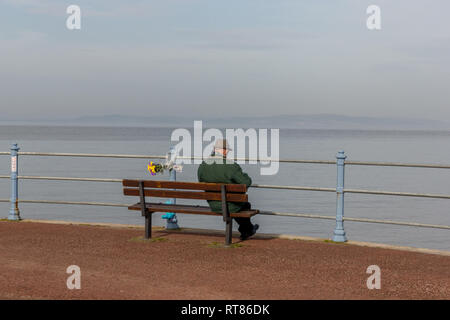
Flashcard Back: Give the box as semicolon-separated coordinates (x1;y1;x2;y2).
122;179;248;202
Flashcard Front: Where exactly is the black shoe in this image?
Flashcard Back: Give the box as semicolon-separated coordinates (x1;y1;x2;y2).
239;224;259;240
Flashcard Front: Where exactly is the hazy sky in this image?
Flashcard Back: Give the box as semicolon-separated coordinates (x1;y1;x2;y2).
1;0;449;121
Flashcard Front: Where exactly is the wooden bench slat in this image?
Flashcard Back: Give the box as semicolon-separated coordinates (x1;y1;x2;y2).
122;179;247;193
123;188;248;202
128;202;259;218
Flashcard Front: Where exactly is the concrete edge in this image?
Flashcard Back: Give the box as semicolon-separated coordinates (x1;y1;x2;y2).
6;219;450;257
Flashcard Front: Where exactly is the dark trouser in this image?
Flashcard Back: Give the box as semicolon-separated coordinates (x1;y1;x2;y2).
234;202;254;235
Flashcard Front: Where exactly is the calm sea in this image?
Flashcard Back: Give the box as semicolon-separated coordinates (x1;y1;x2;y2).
0;126;449;251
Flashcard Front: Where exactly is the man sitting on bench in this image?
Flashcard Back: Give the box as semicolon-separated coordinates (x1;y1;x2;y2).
197;139;259;240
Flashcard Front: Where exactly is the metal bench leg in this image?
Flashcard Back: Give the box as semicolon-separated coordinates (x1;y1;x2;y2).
221;184;232;246
225;219;232;246
145;212;152;239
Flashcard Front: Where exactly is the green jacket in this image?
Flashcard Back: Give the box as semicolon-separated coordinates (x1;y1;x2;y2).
197;155;252;213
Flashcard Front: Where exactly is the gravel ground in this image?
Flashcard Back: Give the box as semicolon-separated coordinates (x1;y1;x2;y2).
0;221;448;300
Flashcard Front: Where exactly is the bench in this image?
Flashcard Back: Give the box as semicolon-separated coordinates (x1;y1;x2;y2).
122;179;259;245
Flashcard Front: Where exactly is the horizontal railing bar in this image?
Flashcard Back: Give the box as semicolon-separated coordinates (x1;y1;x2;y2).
17;199;129;207
259;210;336;220
16;152;167;159
346;161;450;169
180;156;335;164
251;184;335;192
260;210;450;229
345;189;450;199
17;176;122;183
204;158;335;164
181;158;450;168
342;217;450;229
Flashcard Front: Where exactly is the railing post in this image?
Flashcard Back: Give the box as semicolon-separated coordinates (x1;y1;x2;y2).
332;150;347;242
8;143;21;221
165;146;180;230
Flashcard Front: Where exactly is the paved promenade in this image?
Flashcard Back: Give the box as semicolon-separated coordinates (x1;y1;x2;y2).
0;220;449;299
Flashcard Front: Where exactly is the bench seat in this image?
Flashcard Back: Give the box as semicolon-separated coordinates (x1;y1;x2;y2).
128;202;259;218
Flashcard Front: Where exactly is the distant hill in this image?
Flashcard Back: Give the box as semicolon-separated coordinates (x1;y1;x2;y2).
3;114;450;130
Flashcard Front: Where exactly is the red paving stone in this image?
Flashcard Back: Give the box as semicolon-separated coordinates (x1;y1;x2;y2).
0;221;449;300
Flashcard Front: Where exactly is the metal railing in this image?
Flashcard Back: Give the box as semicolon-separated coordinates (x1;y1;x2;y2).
1;144;450;241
